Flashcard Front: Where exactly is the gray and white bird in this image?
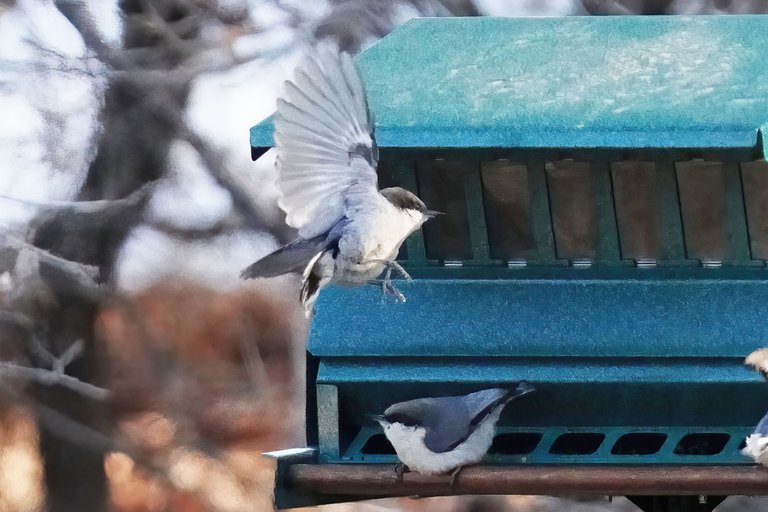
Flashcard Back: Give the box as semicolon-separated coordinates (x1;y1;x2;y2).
742;349;768;466
240;43;437;313
376;382;535;478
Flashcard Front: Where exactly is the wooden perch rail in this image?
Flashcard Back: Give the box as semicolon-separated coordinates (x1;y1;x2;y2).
286;464;768;498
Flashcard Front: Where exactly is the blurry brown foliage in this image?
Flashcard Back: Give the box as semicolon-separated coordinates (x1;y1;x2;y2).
97;282;299;512
100;282;295;443
0;281;302;512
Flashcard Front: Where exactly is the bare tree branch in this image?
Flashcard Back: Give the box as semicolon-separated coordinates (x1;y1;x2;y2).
315;0;480;52
53;338;85;373
0;309;34;331
180;127;268;231
53;0;114;59
0;237;102;301
34;403;171;482
147;215;245;240
0;361;111;400
28;182;154;270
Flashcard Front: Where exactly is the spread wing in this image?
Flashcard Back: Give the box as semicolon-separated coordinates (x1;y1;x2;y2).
756;411;768;436
274;42;379;239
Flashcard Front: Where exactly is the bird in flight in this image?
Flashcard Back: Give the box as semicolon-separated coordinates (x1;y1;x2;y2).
241;43;437;313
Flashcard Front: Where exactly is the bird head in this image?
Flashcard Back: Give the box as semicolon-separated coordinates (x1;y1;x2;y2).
371;401;425;433
380;187;441;223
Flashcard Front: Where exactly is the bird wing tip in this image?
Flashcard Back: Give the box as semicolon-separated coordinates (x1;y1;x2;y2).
239;265;256;280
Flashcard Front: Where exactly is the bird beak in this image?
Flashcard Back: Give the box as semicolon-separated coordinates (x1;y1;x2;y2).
425;210;443;218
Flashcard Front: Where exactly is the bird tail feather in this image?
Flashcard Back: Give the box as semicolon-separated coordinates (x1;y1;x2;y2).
300;249;333;315
465;382;536;428
240;235;327;280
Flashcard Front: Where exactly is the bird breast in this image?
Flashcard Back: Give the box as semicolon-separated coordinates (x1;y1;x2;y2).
743;434;768;466
333;197;422;283
383;407;503;475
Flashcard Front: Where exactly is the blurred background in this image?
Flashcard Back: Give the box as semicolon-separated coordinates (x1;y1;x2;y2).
2;1;768;511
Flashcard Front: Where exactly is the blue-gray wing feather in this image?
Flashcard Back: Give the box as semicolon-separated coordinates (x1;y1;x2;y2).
240;234;328;279
419;397;473;454
755;411;768;436
421;386;535;453
422;389;510;454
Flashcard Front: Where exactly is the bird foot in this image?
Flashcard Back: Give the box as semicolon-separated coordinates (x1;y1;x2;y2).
388;260;412;281
449;466;463;490
370;259;412;281
368;265;408;303
382;279;407;303
367;280;406;303
394;462;409;483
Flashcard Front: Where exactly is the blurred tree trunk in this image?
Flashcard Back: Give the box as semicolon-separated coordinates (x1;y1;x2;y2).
33;300;109;512
77;1;193;203
34;1;203;510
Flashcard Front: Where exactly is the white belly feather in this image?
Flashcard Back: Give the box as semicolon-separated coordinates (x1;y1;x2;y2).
381;407;503;475
333;195;422;285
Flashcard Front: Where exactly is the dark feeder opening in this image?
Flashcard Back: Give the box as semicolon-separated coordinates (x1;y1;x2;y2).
489;432;543;455
361;433;396;455
549;433;605;455
611;433;668;456
673;433;731;456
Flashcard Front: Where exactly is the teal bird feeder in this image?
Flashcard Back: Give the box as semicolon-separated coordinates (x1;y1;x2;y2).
252;15;768;511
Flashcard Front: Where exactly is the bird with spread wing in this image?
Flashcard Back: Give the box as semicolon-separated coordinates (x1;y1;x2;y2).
241;43;437;314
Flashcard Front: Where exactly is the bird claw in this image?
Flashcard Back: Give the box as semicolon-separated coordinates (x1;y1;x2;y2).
389;261;412;281
394;462;409;483
370;259;412;281
368;264;408;303
449;465;463;490
380;262;409;302
382;280;407;303
367;280;406;303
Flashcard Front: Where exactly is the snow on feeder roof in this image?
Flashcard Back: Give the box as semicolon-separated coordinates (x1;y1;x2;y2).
252;16;768;154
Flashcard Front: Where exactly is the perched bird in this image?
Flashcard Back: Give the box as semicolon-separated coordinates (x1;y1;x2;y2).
742;348;768;466
375;382;535;480
240;43;437;313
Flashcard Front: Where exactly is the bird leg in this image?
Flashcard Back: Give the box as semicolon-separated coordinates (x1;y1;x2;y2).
387;260;412;281
368;259;412;281
394;462;409;483
368;266;407;303
368;260;411;303
382;266;407;303
449;465;463;490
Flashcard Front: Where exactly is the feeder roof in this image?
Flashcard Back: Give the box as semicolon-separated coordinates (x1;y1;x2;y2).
250;16;768;154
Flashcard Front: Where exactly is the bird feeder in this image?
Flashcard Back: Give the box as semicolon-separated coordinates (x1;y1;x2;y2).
251;15;768;511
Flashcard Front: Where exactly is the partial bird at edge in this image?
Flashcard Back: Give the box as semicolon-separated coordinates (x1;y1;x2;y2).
742;348;768;466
